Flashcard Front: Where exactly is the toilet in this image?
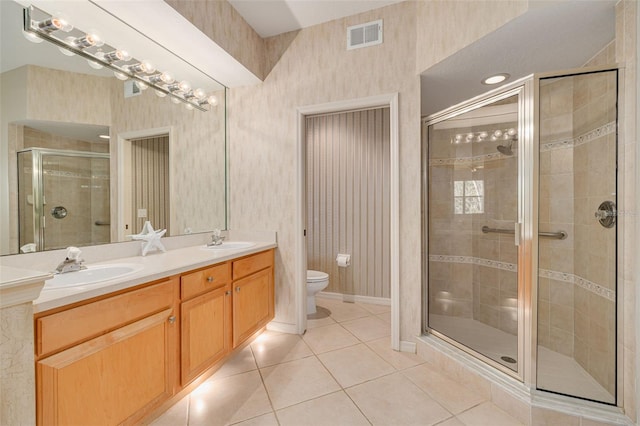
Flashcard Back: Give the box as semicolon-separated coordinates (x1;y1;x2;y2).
307;270;329;315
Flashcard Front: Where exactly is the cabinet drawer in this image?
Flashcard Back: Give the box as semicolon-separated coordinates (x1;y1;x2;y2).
232;250;273;280
181;263;229;300
36;279;176;358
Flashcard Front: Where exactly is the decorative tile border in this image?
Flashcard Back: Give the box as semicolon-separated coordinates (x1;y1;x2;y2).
538;269;615;302
541;121;615;152
429;254;615;301
429;254;516;272
23;167;109;180
429;151;513;166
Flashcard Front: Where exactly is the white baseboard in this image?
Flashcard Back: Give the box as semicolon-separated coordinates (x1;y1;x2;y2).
317;291;391;306
266;321;299;334
400;340;417;354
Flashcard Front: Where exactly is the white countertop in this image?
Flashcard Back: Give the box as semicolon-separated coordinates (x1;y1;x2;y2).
0;266;52;309
33;241;276;313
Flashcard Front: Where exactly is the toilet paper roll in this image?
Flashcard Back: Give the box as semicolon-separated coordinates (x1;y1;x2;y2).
336;253;351;267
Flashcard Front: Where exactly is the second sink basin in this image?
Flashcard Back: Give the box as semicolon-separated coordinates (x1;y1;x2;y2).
204;241;256;250
44;263;144;289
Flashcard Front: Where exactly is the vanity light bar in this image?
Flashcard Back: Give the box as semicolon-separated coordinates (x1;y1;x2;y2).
23;5;217;112
451;127;517;144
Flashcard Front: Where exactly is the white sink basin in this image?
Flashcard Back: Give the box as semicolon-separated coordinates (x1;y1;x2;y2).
204;241;256;250
44;263;144;289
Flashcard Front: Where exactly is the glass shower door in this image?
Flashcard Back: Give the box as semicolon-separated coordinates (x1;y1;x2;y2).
427;91;521;374
536;69;617;404
41;153;110;250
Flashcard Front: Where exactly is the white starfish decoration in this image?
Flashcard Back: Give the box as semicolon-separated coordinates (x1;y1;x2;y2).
129;221;166;256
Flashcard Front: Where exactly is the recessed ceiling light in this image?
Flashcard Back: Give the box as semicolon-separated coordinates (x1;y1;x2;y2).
98;134;110;139
482;73;510;85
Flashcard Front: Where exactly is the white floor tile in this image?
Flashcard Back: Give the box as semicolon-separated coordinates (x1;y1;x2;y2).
318;343;395;388
276;391;370;426
346;372;452;426
366;337;424;370
211;346;257;380
251;331;314;368
188;370;272;426
260;356;341;410
457;402;523;426
340;315;390;342
302;323;360;354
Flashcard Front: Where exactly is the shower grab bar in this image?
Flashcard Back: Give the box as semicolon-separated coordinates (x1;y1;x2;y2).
95;221;110;226
481;226;567;240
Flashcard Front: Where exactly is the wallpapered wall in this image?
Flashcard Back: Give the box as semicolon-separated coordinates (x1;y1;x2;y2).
225;0;529;343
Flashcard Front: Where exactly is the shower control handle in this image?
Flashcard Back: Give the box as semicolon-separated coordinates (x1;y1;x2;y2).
595;201;616;228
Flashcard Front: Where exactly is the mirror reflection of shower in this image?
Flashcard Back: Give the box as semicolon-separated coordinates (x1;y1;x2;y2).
17;147;110;252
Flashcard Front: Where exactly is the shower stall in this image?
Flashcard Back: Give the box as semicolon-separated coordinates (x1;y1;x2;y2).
17;148;111;252
423;66;618;405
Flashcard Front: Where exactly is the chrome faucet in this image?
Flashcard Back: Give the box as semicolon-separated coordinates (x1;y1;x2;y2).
55;247;87;274
207;229;225;246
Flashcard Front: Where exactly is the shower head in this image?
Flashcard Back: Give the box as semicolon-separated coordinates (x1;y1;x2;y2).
497;138;516;156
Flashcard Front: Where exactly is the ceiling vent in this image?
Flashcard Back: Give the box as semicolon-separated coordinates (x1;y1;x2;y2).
347;19;382;50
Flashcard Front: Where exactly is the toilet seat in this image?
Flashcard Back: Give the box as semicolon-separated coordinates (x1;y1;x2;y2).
307;270;329;282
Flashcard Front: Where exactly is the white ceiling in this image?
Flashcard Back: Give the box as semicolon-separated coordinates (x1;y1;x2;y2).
421;0;617;117
228;0;404;38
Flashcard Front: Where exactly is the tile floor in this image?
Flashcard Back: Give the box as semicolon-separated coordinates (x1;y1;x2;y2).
151;296;524;426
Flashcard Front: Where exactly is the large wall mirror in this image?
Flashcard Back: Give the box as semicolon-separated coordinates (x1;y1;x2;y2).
1;0;227;255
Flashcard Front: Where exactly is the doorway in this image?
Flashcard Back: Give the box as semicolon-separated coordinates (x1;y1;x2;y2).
297;94;400;350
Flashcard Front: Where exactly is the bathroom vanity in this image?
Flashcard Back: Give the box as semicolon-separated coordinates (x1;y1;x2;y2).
32;246;275;425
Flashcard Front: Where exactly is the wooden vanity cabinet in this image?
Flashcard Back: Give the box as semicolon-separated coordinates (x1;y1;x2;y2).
35;278;179;426
232;250;274;348
35;249;275;425
180;263;232;385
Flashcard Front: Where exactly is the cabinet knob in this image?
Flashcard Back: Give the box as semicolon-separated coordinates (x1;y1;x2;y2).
206;276;214;283
236;286;241;292
225;291;231;296
168;315;176;324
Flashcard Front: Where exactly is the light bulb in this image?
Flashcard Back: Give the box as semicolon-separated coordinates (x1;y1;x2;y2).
494;129;503;137
206;95;218;106
127;61;154;74
114;71;129;81
155;90;167;98
171;97;181;104
22;30;43;43
97;50;129;63
72;33;103;48
87;60;103;69
479;131;488;138
185;103;194;111
167;80;190;93
507;128;517;136
136;81;148;90
149;72;173;84
193;88;206;99
36;17;72;33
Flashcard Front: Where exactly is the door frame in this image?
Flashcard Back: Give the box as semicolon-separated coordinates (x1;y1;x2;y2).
116;127;174;241
296;93;400;350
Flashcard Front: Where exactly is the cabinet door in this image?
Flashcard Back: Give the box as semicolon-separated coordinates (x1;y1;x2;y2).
37;309;176;426
181;285;232;385
232;268;273;348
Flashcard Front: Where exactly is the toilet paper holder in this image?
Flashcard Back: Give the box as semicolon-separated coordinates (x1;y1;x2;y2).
336;253;351;267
